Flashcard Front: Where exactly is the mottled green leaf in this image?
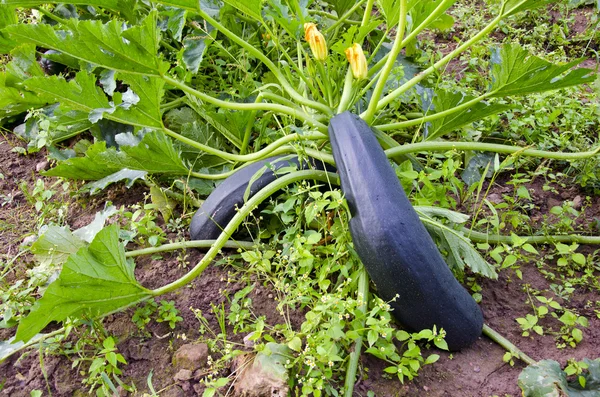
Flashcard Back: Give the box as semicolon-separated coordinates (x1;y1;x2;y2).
182;36;207;73
43;141;121;180
5;11;166;75
424;90;513;140
504;0;555;17
490;44;595;97
222;0;262;21
81;169;148;194
419;213;497;279
15;225;151;343
45;131;188;180
31;226;86;267
24;70;164;128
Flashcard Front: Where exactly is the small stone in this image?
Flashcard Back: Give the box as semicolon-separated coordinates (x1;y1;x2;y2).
244;332;256;348
233;343;290;397
473;366;480;373
268;293;274;299
173;343;209;371
572;195;583;210
174;369;193;382
36;161;49;172
486;193;503;204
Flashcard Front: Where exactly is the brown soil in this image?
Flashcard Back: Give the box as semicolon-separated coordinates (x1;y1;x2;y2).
2;124;599;397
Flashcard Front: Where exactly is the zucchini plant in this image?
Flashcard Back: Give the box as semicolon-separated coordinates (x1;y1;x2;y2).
1;0;599;390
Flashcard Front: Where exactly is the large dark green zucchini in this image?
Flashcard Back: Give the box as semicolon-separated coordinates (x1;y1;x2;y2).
190;155;331;240
329;112;483;351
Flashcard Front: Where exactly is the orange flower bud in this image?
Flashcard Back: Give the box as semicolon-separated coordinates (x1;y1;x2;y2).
303;23;327;61
345;43;368;80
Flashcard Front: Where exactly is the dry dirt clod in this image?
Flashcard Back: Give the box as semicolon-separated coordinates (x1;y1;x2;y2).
232;343;290;397
35;161;49;172
173;369;193;382
173;343;209;371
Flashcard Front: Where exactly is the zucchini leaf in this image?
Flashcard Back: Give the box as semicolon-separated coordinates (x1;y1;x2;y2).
44;131;189;180
504;0;555;17
31;226;86;267
489;44;595;97
222;0;263;22
518;359;600;397
5;11;166;76
423;90;514;140
15;225;152;343
24;70;164;129
81;169;148;194
416;209;497;279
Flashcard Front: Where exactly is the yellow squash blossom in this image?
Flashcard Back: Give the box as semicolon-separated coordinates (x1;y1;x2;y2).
303;23;327;61
345;43;368;80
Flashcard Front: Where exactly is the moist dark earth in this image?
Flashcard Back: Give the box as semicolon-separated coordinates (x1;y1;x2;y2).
1;118;599;397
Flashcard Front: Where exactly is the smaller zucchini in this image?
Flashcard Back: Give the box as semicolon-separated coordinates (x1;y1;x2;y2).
190;156;331;240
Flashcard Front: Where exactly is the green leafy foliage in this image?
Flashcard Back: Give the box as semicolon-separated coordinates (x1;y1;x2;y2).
5;12;166;75
490;44;596;97
16;225;151;343
45;131;189;180
424;90;513;140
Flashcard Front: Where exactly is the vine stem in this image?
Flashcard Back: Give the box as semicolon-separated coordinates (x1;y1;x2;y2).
464;229;600;245
363;0;407;124
344;269;369;397
151;170;340;296
161;128;325;163
385;141;600;161
373;3;506;112
162;76;326;132
125;240;256;258
367;0;456;78
375;92;495;131
360;0;376;26
482;324;536;366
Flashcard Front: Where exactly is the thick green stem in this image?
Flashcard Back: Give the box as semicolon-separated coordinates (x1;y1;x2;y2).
194;9;332;115
125;240;256;257
160;96;188;112
162;127;324;163
384;141;600;161
374;8;505;111
363;0;407;124
367;0;456;77
344;269;369;397
465;229;600;245
360;0;376;26
337;69;355;113
482;324;536;365
163;76;326;131
376;92;494;131
151;170;340;296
